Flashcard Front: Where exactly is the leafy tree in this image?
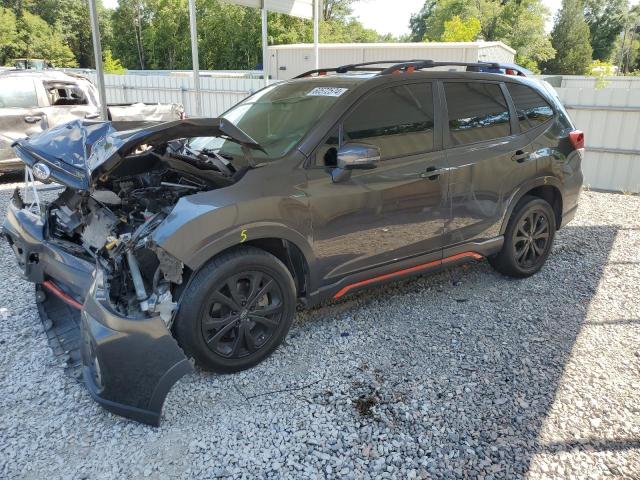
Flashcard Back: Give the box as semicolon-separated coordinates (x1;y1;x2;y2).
543;0;592;74
322;0;357;21
408;0;554;71
612;4;640;73
198;0;262;70
441;15;480;42
584;0;628;61
2;0;113;68
0;7;18;64
110;0;148;69
13;10;78;67
103;48;127;73
409;0;436;41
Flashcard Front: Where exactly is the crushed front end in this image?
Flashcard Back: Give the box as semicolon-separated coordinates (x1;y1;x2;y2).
3;174;199;426
2;118;262;425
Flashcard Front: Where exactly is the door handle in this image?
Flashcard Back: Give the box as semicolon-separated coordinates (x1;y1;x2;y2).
512;150;531;163
420;166;448;180
24;116;42;124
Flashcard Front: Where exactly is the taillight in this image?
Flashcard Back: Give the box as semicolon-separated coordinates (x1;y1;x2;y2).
569;130;584;150
180;111;187;120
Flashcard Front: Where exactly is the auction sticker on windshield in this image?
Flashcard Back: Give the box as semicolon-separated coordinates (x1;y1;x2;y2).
307;87;348;97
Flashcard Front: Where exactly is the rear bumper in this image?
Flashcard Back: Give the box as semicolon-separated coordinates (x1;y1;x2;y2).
3;195;193;426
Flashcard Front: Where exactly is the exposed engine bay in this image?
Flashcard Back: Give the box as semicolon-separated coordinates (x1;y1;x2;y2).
45;142;241;324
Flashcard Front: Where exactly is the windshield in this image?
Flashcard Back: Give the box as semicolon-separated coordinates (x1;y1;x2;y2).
189;81;349;160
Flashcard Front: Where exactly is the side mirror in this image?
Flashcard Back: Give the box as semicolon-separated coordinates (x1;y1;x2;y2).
332;143;380;182
337;143;380;170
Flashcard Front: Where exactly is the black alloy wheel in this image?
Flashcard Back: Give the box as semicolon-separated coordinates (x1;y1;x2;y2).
201;270;284;359
489;196;557;278
512;209;551;269
174;246;296;373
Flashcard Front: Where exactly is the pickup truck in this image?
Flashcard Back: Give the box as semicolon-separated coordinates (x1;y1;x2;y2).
0;69;184;174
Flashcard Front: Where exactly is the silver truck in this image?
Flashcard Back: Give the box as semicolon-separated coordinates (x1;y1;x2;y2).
0;69;184;174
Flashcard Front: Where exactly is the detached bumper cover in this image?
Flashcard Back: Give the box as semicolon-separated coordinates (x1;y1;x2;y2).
2;197;193;426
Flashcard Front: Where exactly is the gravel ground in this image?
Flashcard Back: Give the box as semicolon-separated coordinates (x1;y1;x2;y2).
0;179;638;480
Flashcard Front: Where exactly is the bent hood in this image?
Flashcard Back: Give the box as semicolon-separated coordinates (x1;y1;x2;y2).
12;118;263;190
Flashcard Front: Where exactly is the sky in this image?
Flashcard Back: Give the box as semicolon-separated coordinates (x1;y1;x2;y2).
100;0;565;36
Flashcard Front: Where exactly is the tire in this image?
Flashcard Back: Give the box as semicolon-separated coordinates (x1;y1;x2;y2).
489;196;557;278
174;246;296;373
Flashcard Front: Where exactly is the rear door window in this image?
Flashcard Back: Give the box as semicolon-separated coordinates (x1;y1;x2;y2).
444;82;510;146
343;82;435;159
0;78;39;108
506;83;554;132
44;81;89;106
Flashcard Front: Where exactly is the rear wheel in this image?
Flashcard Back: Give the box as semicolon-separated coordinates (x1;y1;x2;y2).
174;246;296;373
489;196;556;278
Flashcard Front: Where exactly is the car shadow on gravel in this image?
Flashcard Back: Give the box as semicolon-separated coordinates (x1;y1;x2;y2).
295;224;620;477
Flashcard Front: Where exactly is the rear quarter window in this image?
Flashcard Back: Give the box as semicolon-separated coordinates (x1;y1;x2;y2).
506;83;554;132
444;82;510;146
44;81;89;106
0;78;38;108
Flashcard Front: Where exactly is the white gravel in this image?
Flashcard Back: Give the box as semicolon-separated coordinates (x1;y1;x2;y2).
0;178;638;479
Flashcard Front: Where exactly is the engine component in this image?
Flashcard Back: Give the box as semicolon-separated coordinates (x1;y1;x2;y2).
53;205;83;235
126;250;149;311
43;143;233;321
155;247;184;284
81;206;118;252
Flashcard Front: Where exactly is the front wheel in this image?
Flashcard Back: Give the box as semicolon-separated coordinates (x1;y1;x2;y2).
489;196;556;278
174;246;296;373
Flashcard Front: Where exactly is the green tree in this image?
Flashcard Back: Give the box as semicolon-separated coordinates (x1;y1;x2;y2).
110;0;148;69
103;48;127;73
584;0;628;61
612;5;640;73
108;0;389;71
3;9;77;67
0;7;18;64
13;0;112;68
409;0;436;41
543;0;592;74
322;0;357;21
441;15;480;41
408;0;554;71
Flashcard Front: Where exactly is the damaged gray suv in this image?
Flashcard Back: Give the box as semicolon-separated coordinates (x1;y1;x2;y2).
3;61;583;425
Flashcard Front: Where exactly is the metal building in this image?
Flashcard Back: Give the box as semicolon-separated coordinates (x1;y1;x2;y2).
267;41;516;80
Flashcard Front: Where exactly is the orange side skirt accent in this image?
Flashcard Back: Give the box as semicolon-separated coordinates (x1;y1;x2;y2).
333;252;483;299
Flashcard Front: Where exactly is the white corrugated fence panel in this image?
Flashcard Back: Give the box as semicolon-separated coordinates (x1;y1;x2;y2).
556;87;640;192
80;73;263;117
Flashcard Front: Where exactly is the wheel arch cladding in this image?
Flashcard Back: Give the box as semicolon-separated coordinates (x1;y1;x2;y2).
243;238;310;298
501;179;563;235
193;237;311;300
523;185;563;230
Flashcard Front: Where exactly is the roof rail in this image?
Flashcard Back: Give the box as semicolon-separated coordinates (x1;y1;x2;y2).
295;60;531;79
294;60;420;78
379;60;501;75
